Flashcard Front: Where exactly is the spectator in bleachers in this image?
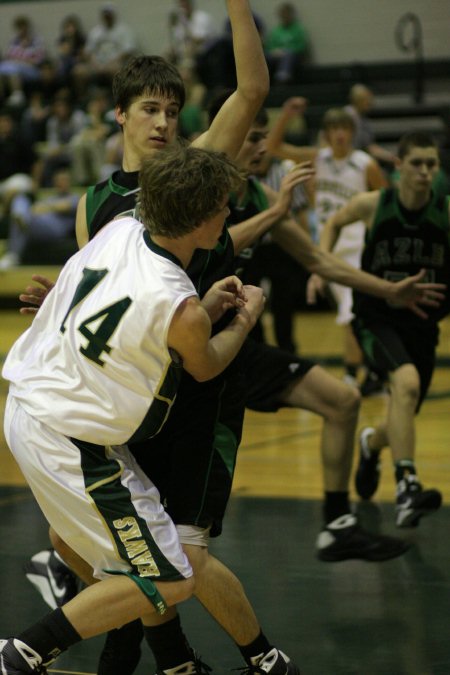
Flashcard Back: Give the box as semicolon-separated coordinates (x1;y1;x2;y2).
20;91;51;146
0;108;40;188
0;107;42;234
196;10;264;91
71;3;137;98
0;167;79;269
98;129;123;181
38;90;87;186
345;84;397;167
178;64;206;141
167;0;217;70
71;88;116;185
55;14;86;82
34;58;65;101
264;2;309;83
0;16;47;108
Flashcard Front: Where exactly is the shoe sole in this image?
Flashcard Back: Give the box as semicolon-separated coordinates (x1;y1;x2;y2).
396;492;442;528
317;540;409;562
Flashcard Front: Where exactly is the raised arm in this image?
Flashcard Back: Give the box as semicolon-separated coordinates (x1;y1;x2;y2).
193;0;269;159
265;96;316;163
319;191;379;254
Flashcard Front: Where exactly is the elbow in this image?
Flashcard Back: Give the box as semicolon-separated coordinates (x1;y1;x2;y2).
188;367;217;383
191;372;210;383
240;78;269;105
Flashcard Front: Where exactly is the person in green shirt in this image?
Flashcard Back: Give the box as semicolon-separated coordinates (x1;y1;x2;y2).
265;2;308;83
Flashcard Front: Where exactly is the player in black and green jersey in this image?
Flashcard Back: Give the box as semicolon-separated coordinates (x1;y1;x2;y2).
319;130;449;529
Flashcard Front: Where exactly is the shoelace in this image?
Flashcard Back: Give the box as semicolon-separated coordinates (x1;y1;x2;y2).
192;652;212;674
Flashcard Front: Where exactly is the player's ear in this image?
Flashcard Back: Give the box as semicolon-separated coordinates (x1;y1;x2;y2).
115;106;127;126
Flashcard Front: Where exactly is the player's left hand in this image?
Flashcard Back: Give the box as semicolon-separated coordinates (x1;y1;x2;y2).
19;274;55;315
389;268;447;319
201;275;247;323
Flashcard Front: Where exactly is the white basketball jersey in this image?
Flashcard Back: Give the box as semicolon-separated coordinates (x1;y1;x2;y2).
3;217;197;444
315;147;372;258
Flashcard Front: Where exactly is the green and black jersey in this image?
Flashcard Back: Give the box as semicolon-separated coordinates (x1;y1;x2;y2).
353;188;450;333
86;170;141;239
85;169;235;298
228;176;269;282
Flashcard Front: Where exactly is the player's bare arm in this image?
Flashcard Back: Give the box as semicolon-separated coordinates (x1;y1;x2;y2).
75;193;89;248
272;215;446;313
168;287;265;382
266;97;316;163
366;159;389;190
229;163;315;254
320;190;380;253
193;0;269;159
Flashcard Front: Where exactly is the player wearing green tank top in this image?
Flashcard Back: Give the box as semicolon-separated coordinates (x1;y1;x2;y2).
319;130;449;529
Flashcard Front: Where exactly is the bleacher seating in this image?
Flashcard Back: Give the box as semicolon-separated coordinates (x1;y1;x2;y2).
266;57;450;147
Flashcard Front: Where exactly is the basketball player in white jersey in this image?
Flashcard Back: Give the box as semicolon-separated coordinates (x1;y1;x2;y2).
311;108;387;386
264;100;388;389
0;145;265;675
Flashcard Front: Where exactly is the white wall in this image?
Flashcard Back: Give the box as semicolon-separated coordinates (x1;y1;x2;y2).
0;0;449;65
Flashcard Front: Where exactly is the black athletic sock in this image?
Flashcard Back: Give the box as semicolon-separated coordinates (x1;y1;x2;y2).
143;615;192;672
394;460;417;484
324;491;352;524
17;608;80;666
239;630;272;665
97;619;144;675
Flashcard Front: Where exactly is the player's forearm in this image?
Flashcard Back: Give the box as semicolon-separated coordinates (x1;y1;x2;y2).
273;219;394;300
229;203;287;254
266;109;291;156
306;248;394;299
191;313;254;381
227;0;269;100
319;218;340;254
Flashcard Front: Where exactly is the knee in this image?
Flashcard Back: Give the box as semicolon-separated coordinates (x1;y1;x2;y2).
332;382;361;423
391;366;420;406
344;383;361;414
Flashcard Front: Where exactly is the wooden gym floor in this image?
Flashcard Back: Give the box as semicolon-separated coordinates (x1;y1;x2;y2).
1;307;449;675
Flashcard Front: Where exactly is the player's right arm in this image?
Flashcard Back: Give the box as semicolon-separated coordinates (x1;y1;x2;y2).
319;190;379;253
192;0;269;160
265;96;316;163
168;286;265;382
